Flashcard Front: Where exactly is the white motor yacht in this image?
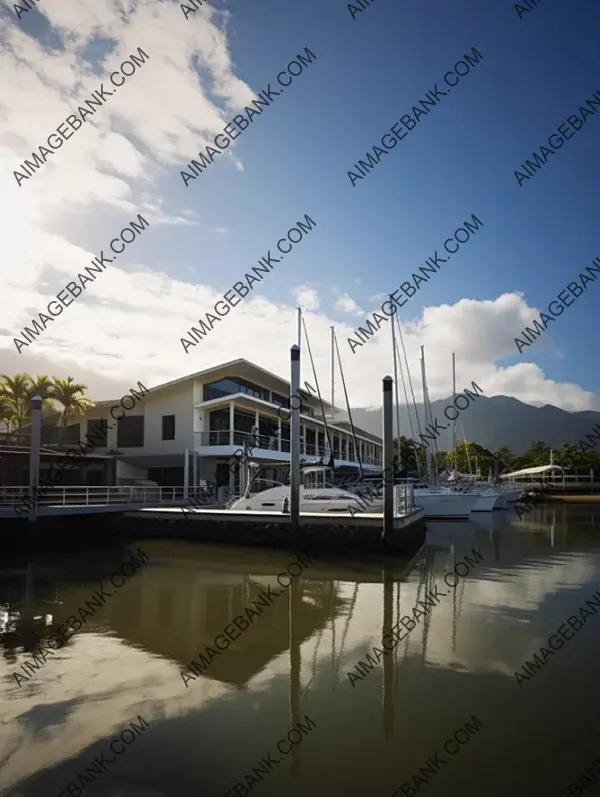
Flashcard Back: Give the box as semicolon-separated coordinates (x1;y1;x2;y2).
412;486;479;519
470;488;503;511
442;473;504;512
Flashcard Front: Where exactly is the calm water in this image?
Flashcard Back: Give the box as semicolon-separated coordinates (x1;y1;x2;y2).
2;504;600;797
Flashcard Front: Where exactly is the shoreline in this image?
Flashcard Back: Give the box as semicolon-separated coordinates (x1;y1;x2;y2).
542;494;600;503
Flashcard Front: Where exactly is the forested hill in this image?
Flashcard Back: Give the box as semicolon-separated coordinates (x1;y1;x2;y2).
342;394;600;454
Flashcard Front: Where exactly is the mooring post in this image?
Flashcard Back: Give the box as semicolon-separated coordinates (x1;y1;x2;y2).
183;448;190;500
290;345;301;537
382;376;394;541
192;449;198;490
28;395;42;524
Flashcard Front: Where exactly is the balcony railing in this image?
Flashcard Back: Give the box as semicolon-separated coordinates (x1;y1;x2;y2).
194;430;382;466
197;430;282;449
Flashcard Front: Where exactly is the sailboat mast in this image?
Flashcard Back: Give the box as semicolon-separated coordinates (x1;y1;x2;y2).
452;353;456;468
297;306;302;347
420;346;433;484
331;326;335;415
391;307;402;470
333;331;364;479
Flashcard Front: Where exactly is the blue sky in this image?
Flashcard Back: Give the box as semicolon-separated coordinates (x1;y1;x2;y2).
1;0;599;409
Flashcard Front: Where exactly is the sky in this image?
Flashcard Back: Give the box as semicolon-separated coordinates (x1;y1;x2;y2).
1;0;599;412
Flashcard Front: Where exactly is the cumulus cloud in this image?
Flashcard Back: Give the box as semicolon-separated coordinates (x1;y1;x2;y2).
292;285;320;312
0;0;597;417
334;292;362;314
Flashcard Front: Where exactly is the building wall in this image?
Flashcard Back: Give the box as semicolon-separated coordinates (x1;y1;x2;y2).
42;369;382;479
56;381;195;458
139;382;194;455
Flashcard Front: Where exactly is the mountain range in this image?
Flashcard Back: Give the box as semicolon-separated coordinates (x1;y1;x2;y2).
338;395;600;454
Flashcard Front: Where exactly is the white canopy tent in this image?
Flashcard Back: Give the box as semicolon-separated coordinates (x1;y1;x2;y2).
501;464;564;480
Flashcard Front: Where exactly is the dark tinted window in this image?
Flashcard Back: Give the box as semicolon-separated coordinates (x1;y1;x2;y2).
63;423;80;444
86;419;107;447
162;415;175;440
117;416;144;447
203;378;269;402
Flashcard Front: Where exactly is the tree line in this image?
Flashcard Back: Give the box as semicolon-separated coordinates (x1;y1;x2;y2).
0;373;93;444
394;436;600;476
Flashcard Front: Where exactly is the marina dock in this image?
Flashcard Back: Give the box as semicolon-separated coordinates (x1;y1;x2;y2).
124;505;427;554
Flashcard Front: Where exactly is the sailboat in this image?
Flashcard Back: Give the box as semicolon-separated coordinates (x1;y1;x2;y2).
403;343;479;520
228;463;375;513
441;354;516;511
229;313;389;514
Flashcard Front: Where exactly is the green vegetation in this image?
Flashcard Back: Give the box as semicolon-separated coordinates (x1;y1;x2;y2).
393;436;599;475
0;373;94;444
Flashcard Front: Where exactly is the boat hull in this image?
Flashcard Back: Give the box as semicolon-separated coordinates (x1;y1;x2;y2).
471;492;501;512
229;485;368;514
414;491;479;520
502;488;523;503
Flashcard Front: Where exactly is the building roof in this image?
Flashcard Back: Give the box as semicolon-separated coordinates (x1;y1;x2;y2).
501;464;565;478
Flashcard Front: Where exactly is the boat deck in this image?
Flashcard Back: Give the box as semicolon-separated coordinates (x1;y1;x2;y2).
127;505;424;528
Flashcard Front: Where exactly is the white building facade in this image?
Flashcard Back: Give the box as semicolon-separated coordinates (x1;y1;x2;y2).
45;359;383;497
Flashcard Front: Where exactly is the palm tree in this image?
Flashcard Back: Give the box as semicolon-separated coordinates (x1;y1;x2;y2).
0;395;15;435
52;377;94;444
0;374;33;442
26;375;57;413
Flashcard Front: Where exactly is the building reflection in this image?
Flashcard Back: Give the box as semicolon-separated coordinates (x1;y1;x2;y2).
0;550;347;687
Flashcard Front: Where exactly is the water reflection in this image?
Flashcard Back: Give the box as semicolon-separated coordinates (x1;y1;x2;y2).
1;507;600;796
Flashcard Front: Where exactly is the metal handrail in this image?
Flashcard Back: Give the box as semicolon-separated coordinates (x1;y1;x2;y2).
0;485;209;507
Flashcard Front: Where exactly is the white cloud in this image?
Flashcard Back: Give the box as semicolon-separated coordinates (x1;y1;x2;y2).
334;292;362;314
292;285;320;312
0;0;597;418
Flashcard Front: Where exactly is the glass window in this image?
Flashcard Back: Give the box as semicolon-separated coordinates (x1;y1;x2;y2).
203;378;269;402
209;409;230;431
162;415;175;440
86;419;108;447
41;425;60;445
62;423;80;444
117;416;144;448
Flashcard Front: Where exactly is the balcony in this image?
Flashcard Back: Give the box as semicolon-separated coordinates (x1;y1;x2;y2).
194;430;382;468
198;430;286;451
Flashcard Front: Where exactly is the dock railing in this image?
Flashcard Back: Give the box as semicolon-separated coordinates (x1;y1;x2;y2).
0;485;212;508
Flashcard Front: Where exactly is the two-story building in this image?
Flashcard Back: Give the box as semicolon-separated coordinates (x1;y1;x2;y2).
41;359;383;499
